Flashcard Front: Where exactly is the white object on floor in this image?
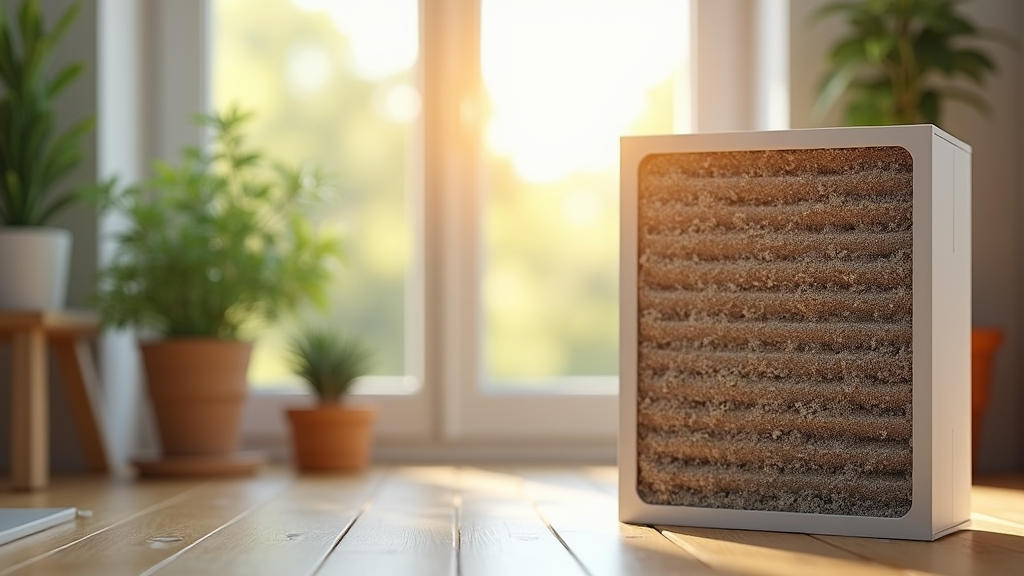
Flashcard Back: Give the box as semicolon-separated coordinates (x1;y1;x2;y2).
0;508;77;546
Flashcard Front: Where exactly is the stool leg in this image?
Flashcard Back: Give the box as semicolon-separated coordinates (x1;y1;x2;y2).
11;327;48;489
54;337;109;474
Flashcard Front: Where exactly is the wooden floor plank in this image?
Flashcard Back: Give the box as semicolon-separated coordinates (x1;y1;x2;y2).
969;512;1024;540
659;527;910;576
518;468;720;576
0;477;205;575
971;485;1024;525
4;474;290;576
316;466;458;576
817;528;1024;576
581;466;618;496
4;468;1024;575
458;467;587;576
150;470;382;576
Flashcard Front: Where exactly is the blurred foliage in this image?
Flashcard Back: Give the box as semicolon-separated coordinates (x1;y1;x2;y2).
813;0;1007;126
0;0;93;226
90;108;342;340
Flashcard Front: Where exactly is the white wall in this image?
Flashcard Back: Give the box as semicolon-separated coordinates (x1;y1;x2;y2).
791;0;1023;472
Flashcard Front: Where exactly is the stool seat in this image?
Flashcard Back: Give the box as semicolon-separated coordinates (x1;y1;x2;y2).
0;309;108;490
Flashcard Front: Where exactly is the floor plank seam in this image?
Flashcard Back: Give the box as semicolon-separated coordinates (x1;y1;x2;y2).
0;481;212;576
534;502;594;576
656;526;726;573
513;468;594;576
453;491;463;576
138;478;295;576
309;470;390;576
648;525;724;575
806;533;916;574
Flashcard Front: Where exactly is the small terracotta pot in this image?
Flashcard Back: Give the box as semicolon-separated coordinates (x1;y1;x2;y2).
971;327;1003;465
286;405;376;471
141;339;252;457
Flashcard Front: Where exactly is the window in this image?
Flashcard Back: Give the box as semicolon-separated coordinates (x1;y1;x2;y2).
213;0;421;397
479;1;689;392
145;0;781;454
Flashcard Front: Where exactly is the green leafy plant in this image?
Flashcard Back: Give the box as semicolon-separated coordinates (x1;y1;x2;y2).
287;327;373;404
92;107;342;340
0;0;93;225
813;0;1005;126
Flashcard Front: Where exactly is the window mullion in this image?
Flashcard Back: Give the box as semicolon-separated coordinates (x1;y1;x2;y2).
422;0;485;439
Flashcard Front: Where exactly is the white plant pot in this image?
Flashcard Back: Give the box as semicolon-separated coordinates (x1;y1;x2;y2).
0;227;72;310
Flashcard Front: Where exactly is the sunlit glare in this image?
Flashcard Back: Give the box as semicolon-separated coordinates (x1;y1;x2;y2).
373;83;422;123
561;188;604;228
292;0;418;81
286;41;332;96
482;0;688;183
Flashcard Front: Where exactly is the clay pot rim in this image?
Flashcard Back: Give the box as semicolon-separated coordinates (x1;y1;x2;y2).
140;337;253;347
286;404;377;414
971;327;1003;349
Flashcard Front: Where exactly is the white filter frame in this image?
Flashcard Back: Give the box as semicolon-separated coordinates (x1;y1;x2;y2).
619;125;971;541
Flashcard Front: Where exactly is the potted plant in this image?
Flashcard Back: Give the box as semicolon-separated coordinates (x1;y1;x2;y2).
813;0;1004;125
285;327;376;471
0;0;95;309
92;107;341;467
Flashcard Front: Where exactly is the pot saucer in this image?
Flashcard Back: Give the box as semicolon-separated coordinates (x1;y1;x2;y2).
132;451;266;478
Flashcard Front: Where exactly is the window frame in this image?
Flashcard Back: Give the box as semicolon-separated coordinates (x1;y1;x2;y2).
132;0;786;458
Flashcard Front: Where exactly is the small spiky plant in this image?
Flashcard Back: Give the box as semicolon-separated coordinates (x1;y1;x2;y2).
287;328;373;405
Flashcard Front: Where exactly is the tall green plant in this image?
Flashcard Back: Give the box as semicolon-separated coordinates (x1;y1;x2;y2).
92;107;343;340
813;0;1004;126
0;0;92;225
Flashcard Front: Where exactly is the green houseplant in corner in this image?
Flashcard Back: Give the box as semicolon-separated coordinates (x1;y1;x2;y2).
0;0;96;309
813;0;1003;125
285;327;376;471
93;108;342;472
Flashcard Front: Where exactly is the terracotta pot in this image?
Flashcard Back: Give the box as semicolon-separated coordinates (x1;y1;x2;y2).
286;405;376;471
141;339;252;457
971;327;1003;465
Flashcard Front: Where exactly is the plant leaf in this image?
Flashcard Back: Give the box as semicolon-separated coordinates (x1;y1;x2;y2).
810;1;867;23
918;89;940;124
49;61;82;97
813;62;862;121
935;85;991;116
951;48;996;82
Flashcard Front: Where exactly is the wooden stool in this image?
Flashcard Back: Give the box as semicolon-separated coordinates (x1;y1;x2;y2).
0;310;109;489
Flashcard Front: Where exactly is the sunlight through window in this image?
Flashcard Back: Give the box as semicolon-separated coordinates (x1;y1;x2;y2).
214;0;420;393
480;0;690;388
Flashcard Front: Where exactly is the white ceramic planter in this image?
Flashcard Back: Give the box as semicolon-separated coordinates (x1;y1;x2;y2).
0;226;72;310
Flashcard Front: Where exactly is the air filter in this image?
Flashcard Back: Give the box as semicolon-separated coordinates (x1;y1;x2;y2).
619;125;971;540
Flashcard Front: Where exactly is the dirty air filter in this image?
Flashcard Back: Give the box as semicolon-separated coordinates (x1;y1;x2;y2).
618;125;971;541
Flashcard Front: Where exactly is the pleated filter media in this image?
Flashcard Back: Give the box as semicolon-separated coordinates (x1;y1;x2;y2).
618;125;971;540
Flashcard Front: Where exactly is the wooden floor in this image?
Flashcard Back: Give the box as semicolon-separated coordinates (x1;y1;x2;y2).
2;467;1024;575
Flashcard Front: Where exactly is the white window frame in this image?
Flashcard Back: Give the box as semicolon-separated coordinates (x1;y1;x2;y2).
110;0;786;461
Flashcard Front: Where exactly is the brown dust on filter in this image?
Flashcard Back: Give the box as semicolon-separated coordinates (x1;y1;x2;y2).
635;146;913;518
